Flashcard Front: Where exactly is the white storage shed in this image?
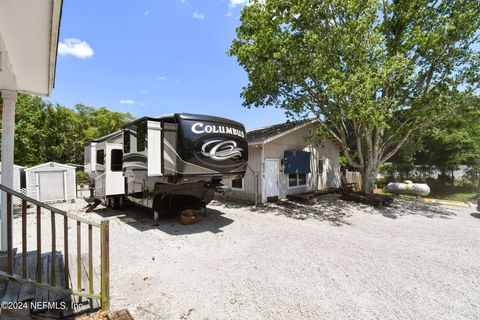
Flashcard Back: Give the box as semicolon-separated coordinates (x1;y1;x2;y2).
25;162;76;202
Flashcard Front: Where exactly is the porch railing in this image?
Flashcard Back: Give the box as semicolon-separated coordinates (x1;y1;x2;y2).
0;183;110;310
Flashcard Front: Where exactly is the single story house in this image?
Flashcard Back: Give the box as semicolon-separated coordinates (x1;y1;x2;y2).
222;119;342;203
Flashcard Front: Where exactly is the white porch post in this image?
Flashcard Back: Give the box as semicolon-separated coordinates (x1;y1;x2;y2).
1;90;17;252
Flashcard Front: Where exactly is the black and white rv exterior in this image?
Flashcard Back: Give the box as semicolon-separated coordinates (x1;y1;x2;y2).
84;113;248;214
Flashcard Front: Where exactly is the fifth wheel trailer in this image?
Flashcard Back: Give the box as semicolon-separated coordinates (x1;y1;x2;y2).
84;113;248;215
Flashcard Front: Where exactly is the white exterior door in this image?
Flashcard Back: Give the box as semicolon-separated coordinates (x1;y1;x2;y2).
265;159;279;200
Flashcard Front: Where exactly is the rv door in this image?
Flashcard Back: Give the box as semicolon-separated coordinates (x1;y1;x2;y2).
94;143;107;200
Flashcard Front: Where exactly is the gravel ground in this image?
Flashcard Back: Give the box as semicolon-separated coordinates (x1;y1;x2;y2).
10;195;480;320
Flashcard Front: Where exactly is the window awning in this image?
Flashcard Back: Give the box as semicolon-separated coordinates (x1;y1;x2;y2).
284;150;311;174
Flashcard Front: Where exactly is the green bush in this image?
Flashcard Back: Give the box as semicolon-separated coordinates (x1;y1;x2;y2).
76;171;90;183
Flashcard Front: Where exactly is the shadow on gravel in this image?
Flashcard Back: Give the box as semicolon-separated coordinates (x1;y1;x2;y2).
470;213;480;219
92;204;234;235
213;193;458;223
375;199;458;219
250;195;352;226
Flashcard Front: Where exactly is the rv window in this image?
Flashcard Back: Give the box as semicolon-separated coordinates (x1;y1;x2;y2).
111;149;123;172
123;130;130;153
97;149;105;165
137;123;146;152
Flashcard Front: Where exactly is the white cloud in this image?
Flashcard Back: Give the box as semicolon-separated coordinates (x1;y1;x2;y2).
156;76;167;81
58;38;94;59
230;0;248;8
144;11;150;15
140;90;149;93
192;10;205;19
180;0;205;20
119;99;135;105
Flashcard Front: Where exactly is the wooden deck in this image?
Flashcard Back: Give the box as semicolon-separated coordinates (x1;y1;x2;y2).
0;250;100;318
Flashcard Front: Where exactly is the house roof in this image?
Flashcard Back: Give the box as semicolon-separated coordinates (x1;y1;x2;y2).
247;119;317;144
0;0;63;96
25;161;76;172
0;163;25;171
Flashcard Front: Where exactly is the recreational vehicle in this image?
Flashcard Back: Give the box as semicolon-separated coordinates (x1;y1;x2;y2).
85;113;248;215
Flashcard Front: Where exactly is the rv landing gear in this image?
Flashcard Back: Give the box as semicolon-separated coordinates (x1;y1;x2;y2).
85;199;102;213
153;211;160;226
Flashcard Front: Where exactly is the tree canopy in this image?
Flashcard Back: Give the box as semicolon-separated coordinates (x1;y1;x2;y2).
229;0;480;193
0;94;135;167
415;94;480;172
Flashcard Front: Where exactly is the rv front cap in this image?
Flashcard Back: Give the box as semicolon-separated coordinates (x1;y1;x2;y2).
191;123;245;138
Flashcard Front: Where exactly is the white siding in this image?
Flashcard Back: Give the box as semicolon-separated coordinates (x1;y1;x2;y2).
222;145;263;203
0;163;25;205
222;123;341;204
25;162;76;202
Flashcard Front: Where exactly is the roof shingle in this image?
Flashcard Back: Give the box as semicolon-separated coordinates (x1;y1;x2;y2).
246;119;313;143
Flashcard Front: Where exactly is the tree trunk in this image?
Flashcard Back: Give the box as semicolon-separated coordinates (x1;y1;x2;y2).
360;164;380;194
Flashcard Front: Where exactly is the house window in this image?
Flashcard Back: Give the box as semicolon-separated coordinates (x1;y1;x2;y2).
111;149;123;172
137;123;146;152
231;178;244;190
96;149;105;165
288;173;307;188
318;159;324;174
123;130;130;153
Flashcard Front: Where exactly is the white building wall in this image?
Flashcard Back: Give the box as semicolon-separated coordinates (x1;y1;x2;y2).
222;123;341;203
25;162;76;202
0;163;25;205
263;125;340;200
222;145;263;203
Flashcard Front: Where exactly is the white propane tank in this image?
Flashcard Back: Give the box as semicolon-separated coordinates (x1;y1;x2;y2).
386;180;430;196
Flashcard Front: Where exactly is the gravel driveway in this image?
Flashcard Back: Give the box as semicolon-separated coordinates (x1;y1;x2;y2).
12;194;480;319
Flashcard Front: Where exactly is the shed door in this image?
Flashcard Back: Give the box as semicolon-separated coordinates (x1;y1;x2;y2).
265;159;279;200
39;171;65;201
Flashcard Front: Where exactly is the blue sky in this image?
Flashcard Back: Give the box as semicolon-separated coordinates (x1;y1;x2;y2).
48;0;287;130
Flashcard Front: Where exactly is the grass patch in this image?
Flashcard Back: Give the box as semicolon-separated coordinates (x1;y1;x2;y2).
430;193;479;201
377;189;479;202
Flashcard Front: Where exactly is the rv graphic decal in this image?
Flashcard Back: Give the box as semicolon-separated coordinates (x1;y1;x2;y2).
201;140;243;161
191;123;245;138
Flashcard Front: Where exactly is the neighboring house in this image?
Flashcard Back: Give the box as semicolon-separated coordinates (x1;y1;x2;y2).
25;162;77;203
222;120;341;203
0;163;26;205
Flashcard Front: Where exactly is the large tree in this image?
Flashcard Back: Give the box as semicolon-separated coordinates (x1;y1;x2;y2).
229;0;480;193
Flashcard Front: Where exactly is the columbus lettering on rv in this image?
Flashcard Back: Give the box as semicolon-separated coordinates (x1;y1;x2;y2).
191;123;245;138
201;140;243;161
